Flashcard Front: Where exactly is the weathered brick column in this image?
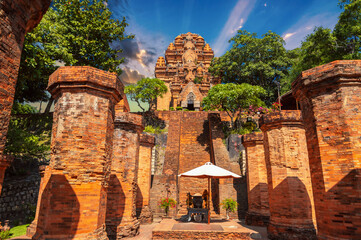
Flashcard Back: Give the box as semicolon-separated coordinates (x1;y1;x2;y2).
106;112;143;239
136;133;155;224
292;60;361;239
0;0;51;196
0;156;12;194
260;110;316;240
29;66;122;239
243;132;270;227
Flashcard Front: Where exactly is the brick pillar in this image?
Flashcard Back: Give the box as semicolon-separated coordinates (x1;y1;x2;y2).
0;156;12;194
30;66;122;239
243;132;270;227
260;110;316;240
106;112;144;239
27;165;48;237
292;60;361;239
0;0;51;196
137;133;155;224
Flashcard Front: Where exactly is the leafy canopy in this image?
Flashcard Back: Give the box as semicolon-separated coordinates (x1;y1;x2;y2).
16;0;133;103
209;30;292;105
281;0;361;93
124;78;168;112
202;83;266;128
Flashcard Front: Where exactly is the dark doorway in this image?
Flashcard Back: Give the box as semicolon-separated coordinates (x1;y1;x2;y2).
187;103;195;110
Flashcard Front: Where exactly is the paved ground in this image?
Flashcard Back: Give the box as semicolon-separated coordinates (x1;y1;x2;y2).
11;219;268;240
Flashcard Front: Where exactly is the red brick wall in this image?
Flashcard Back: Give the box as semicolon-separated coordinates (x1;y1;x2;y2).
106;112;143;238
243;132;270;227
136;133;155;224
28;66;122;239
292;60;361;239
260;110;316;239
0;0;50;196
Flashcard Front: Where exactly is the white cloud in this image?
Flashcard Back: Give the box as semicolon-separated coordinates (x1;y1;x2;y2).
282;13;339;50
264;3;267;7
212;0;256;56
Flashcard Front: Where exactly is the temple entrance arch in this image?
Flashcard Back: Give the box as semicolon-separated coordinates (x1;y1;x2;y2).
187;92;195;110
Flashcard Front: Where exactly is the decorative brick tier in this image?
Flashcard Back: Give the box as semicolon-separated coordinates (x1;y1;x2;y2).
243;132;270;227
0;0;50;196
260;110;316;240
136;133;155;224
106;112;143;239
292;60;361;239
28;66;122;239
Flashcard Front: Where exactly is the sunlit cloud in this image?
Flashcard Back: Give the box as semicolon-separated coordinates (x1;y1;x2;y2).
212;0;256;56
282;13;339;50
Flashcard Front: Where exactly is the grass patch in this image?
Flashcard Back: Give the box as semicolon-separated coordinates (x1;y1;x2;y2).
9;224;29;238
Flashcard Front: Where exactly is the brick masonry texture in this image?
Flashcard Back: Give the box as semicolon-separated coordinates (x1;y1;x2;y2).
292;60;361;240
260;110;316;240
0;0;50;196
243;132;270;227
149;111;245;220
106;112;143;239
28;66;122;240
137;133;155;224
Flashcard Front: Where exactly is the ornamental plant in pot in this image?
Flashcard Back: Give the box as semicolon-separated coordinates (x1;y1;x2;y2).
159;198;177;217
221;198;238;220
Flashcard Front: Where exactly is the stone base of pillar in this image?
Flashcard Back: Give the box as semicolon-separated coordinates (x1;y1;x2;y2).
267;222;316;240
107;219;140;240
26;220;37;238
29;225;108;240
245;211;269;227
138;206;153;224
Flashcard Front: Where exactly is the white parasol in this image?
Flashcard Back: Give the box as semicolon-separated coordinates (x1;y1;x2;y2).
178;162;241;224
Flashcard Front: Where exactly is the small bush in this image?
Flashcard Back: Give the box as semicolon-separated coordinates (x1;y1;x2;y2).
0;230;10;240
176;106;183;111
144;125;166;134
169;107;175;111
221;198;238;213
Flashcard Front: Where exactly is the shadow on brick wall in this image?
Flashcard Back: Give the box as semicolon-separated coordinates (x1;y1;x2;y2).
135;184;143;218
35;174;79;237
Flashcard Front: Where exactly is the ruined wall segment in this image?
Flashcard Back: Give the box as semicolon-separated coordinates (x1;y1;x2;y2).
106;112;143;239
0;0;51;196
243;132;270;227
28;66;122;239
292;60;361;239
136;133;155;224
260;110;316;240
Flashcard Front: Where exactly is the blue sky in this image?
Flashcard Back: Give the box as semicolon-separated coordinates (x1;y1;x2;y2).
107;0;342;110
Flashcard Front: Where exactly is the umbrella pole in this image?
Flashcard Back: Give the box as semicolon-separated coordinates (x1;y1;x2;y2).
208;177;210;225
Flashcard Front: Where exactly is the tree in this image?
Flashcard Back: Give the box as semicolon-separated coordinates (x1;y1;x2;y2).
124;78;168;112
16;0;133;104
209;30;292;105
202;83;266;129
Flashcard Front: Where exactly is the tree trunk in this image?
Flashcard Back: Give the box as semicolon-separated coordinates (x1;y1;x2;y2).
44;97;54;113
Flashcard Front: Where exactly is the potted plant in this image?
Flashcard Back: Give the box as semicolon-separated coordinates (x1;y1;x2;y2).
159;197;177;217
221;198;238;220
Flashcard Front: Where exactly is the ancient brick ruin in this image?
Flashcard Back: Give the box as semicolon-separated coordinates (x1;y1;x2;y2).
155;32;220;111
0;0;51;196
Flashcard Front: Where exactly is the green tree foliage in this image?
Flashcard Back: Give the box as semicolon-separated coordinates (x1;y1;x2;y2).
5;103;52;161
202;83;266;128
209;30;292;104
124;78;168;112
16;0;133;103
281;0;361;93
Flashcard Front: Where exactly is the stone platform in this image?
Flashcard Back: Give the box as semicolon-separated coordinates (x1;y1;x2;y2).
152;219;268;240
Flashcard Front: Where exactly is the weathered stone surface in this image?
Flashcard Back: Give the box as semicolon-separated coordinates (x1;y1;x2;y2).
0;0;51;196
243;132;270;227
28;66;122;240
136;133;155;224
292;60;361;240
106;112;143;239
156;33;220;110
260;110;316;240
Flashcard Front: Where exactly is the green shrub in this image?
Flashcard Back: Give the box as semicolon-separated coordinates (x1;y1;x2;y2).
144;125;166;134
0;230;10;240
221;198;238;213
169;107;175;111
176;106;183;111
